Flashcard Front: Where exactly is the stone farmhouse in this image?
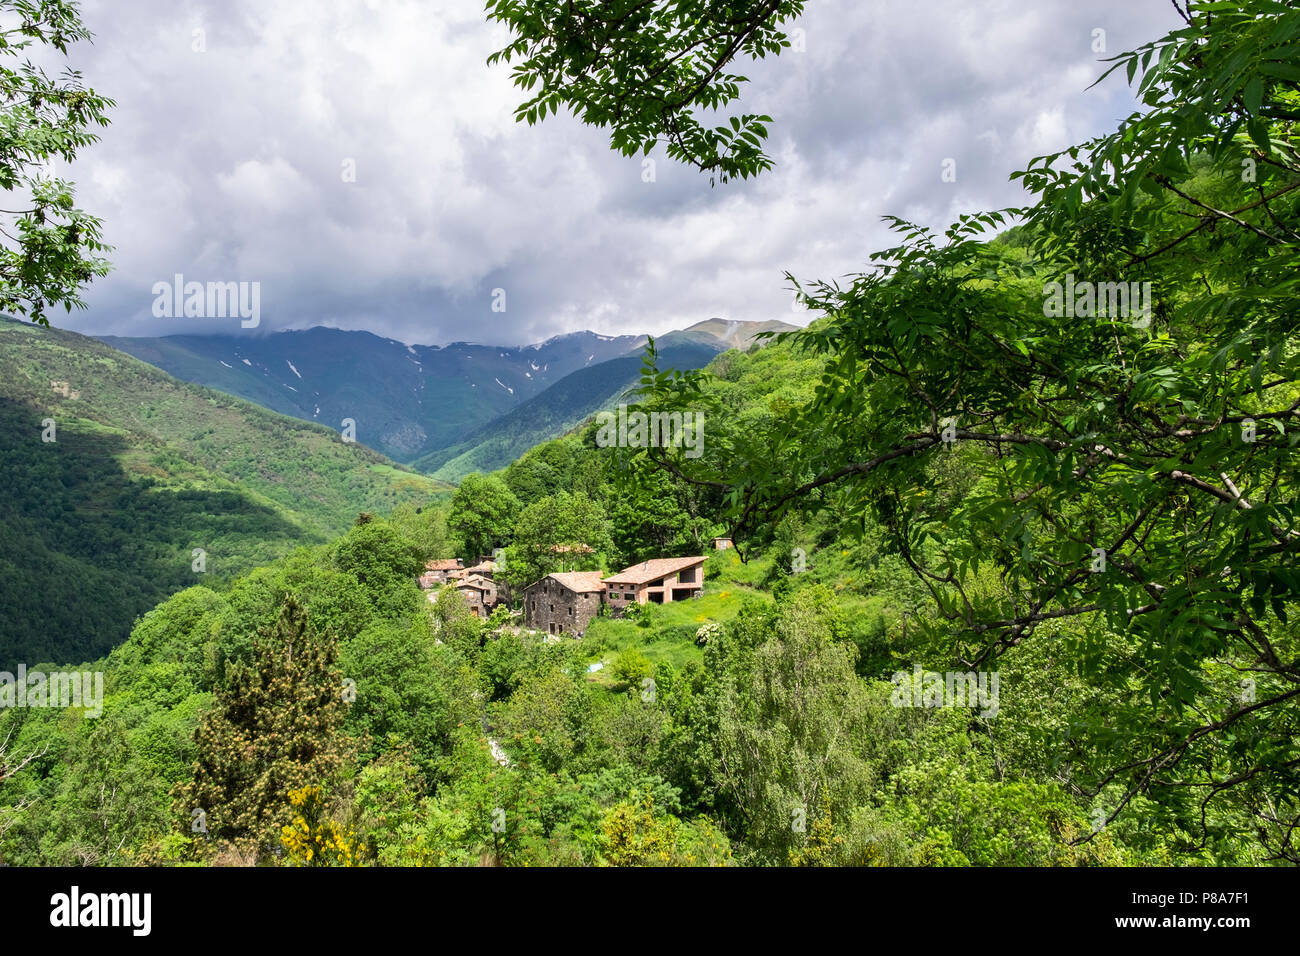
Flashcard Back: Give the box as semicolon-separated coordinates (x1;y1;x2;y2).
521;555;708;636
418;558;463;589
460;558;499;578
429;547;711;637
414;558;506;618
454;574;499;618
603;556;706;611
521;571;606;637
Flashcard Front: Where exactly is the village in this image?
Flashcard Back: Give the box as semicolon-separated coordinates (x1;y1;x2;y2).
416;538;734;638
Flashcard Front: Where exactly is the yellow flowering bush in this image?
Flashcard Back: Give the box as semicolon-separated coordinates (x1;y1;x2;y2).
280;785;361;867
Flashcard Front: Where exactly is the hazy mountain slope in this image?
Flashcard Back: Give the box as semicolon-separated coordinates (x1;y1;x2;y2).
0;320;447;667
416;341;723;482
668;318;798;349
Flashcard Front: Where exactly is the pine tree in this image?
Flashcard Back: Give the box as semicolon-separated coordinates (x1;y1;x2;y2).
175;596;355;860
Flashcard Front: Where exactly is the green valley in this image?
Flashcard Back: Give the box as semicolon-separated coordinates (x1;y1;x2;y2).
0;319;447;666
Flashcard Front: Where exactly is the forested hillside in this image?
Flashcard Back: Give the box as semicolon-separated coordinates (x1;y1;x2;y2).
417;341;722;481
0;313;1285;866
0;320;447;666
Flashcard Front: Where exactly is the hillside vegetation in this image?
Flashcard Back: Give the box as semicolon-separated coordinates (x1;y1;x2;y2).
0;320;1282;866
418;341;722;481
0;320;447;666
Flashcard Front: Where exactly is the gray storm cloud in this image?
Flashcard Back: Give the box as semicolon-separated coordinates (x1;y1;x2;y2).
55;0;1180;345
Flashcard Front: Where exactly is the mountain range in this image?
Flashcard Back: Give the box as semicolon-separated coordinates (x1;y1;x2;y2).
99;318;794;471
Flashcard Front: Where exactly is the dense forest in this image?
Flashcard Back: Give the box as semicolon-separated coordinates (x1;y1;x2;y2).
0;316;1291;864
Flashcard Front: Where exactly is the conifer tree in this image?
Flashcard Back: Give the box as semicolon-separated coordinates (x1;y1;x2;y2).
176;596;355;860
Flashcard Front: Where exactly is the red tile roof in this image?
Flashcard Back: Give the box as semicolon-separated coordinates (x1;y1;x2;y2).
424;558;463;571
603;556;706;586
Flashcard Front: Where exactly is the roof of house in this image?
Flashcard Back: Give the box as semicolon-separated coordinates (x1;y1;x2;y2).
463;560;497;575
531;570;606;594
424;558;463;571
603;556;707;586
456;574;495;592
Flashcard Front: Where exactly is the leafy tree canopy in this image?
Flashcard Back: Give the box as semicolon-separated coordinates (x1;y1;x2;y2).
0;0;113;324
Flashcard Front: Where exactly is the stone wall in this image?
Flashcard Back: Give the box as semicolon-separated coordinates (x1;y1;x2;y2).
523;580;603;637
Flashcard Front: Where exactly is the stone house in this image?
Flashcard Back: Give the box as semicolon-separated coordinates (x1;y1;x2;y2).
418;558;463;590
461;559;498;579
603;556;706;612
455;574;499;618
521;571;605;637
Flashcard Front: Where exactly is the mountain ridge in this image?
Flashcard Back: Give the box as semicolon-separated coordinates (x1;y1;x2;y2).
97;318;795;467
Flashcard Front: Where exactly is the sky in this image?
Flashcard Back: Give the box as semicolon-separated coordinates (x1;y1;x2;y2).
50;0;1183;346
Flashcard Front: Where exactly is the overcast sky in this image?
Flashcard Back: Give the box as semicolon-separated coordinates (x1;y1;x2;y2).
52;0;1182;346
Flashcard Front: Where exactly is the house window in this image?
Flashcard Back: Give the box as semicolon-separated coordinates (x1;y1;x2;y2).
624;592;634;600
679;566;698;584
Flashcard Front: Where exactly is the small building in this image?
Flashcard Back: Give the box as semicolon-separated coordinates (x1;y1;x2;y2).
455;574;499;618
462;559;498;579
604;556;706;610
711;537;733;550
521;571;605;638
418;558;463;590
